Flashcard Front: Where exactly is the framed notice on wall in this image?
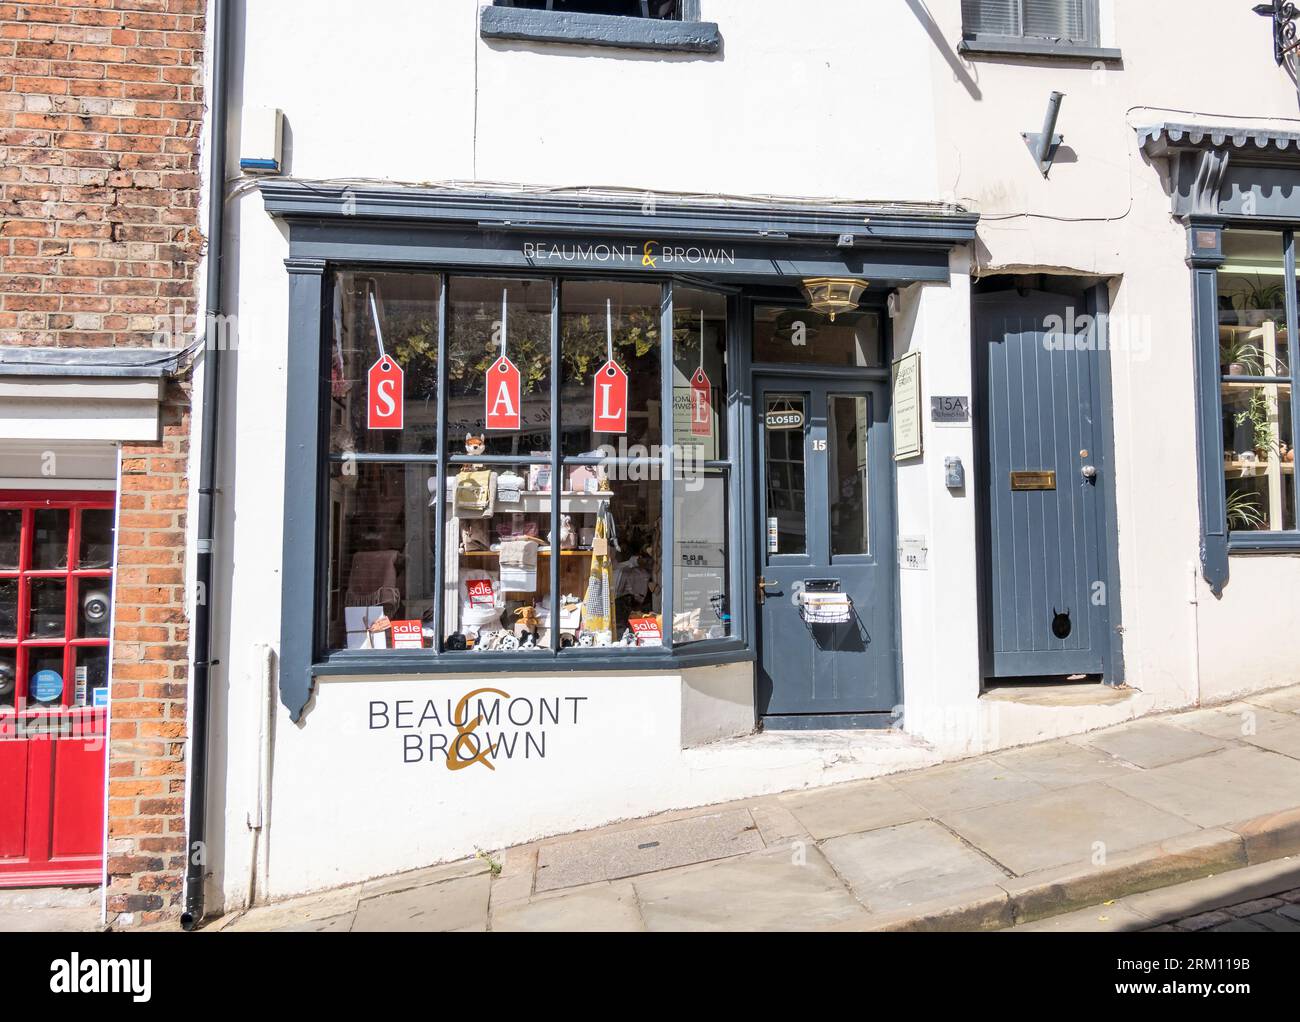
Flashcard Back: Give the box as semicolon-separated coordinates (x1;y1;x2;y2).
893;351;922;461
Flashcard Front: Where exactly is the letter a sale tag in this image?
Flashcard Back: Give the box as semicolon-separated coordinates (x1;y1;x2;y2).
486;355;521;431
691;367;712;437
368;356;404;430
592;360;628;434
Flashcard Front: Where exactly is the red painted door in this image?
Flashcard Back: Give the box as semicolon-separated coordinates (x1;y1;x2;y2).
0;492;114;887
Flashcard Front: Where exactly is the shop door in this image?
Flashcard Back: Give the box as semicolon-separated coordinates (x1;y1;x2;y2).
974;289;1117;679
0;492;114;887
756;378;898;726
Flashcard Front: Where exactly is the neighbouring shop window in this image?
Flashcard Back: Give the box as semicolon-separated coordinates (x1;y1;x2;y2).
0;495;114;723
752;305;883;368
961;0;1099;46
322;271;739;658
1218;230;1298;536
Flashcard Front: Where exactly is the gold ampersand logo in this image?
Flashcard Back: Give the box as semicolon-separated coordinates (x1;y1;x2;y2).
642;240;658;268
447;688;510;772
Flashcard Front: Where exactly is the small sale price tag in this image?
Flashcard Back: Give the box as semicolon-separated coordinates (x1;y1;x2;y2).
368;356;404;430
390;621;424;650
466;578;496;609
629;616;663;646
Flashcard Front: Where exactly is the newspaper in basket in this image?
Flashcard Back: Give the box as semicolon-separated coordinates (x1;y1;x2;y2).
800;591;853;625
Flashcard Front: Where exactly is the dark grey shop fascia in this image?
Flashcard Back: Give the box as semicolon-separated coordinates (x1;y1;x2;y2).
265;181;977;721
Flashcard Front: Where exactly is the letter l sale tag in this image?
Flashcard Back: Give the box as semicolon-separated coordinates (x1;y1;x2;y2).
592;360;628;434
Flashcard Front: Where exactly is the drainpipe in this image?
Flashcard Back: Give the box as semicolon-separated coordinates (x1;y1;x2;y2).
181;0;230;931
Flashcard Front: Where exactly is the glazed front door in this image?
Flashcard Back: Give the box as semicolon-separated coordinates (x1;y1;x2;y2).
756;378;898;727
0;492;113;886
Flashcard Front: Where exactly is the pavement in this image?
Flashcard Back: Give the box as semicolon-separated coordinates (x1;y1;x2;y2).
206;683;1300;933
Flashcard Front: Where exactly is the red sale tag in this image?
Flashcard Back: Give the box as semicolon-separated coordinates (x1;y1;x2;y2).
368;356;404;430
691;367;712;437
390;620;424;650
485;355;521;431
466;578;495;609
629;616;663;646
592;360;628;435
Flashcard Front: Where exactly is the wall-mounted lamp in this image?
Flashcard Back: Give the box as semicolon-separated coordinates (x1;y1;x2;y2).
1022;91;1065;178
801;278;868;321
1254;1;1300;65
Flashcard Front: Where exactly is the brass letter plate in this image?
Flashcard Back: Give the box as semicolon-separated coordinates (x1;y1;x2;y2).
1011;471;1057;491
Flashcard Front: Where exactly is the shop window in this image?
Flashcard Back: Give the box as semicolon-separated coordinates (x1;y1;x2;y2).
752;305;883;368
322;272;738;660
0;494;114;722
1217;230;1298;538
960;0;1107;54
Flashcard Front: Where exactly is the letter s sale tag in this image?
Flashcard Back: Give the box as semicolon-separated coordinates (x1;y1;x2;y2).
592;360;628;435
368;356;404;430
485;355;521;431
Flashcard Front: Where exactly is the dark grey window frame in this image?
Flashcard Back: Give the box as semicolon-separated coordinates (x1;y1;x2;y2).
315;270;751;678
1190;218;1300;596
481;1;721;53
958;0;1121;62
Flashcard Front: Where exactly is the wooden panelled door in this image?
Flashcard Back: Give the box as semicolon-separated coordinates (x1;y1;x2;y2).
0;492;114;886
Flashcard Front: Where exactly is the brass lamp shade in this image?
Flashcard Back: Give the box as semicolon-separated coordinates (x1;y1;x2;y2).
800;277;869;321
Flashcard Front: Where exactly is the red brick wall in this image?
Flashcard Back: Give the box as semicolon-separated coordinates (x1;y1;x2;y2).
0;0;206;926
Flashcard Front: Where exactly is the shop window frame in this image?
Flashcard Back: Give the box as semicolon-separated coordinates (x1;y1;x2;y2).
480;0;721;54
1192;222;1300;596
0;490;114;732
313;268;751;678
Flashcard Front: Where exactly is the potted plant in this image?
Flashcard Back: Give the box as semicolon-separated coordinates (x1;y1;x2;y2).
1237;276;1287;326
1226;490;1269;531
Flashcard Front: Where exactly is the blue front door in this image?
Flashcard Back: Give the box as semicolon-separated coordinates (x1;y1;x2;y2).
975;289;1118;679
756;378;898;726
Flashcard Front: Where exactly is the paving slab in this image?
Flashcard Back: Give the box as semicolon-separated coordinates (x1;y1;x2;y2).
942;784;1197;876
990;739;1138;788
351;874;490;932
275;912;356;933
222;887;361;932
1244;686;1300;714
492;882;644;932
886;757;1047;814
534;808;763;893
1167;703;1284;741
821;820;1009;912
1107;747;1300;828
633;847;869;932
748;801;811;845
1076;720;1227;768
779;780;926;840
1237;716;1300;759
359;857;489;900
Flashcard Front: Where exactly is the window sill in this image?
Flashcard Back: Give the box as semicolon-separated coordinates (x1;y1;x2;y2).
479;6;722;54
1228;534;1300;554
313;641;753;678
958;38;1122;63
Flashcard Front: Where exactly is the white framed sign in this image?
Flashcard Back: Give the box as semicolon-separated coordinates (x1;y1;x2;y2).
893;351;922;461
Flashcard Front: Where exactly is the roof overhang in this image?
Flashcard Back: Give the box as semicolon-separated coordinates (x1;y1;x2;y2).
261;180;977;289
0;347;187;442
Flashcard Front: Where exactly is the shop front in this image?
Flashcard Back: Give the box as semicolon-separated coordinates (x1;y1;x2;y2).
227;184;978;893
269;184;976;728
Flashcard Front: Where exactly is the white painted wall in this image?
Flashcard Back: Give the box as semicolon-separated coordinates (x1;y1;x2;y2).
201;2;1300;905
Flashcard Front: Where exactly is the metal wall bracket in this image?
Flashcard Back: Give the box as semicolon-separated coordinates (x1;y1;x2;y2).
1023;92;1065;178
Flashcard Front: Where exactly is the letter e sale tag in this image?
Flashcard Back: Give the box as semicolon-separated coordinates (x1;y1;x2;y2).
368;356;404;430
691;367;712;437
592;360;628;435
486;355;522;431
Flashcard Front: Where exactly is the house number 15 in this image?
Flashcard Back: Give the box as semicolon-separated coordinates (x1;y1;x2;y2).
813;439;827;452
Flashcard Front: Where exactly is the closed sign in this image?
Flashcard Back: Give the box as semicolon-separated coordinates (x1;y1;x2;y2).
765;409;805;431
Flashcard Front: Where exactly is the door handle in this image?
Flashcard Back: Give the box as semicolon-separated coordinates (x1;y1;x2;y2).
758;577;781;605
1081;465;1098;481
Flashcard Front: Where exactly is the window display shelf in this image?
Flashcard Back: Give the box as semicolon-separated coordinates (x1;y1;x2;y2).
448;490;611;514
1225;460;1294;474
460;548;595;558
